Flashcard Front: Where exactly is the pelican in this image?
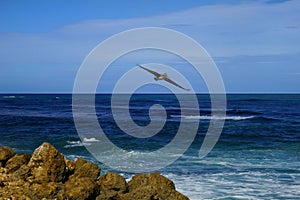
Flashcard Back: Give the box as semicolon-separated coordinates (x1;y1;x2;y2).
138;64;190;91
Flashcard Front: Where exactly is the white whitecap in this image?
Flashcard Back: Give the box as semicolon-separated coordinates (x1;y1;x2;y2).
3;96;16;99
83;137;100;142
171;115;255;121
64;140;84;148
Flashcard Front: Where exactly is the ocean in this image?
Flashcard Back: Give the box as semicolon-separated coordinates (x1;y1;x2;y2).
0;94;299;199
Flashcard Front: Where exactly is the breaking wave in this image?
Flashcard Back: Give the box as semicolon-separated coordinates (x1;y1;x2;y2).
171;115;255;121
64;137;100;148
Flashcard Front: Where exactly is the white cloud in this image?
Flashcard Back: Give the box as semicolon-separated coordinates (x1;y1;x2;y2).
0;0;299;93
1;0;299;65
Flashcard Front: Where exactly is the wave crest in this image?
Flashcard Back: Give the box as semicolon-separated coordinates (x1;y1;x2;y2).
64;137;100;148
171;115;255;121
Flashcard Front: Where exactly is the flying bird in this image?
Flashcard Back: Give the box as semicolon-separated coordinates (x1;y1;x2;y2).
138;65;190;91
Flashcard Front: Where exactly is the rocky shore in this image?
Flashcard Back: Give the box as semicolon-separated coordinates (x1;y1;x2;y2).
0;142;189;200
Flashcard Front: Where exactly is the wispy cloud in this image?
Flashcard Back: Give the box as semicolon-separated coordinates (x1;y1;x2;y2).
1;0;299;65
0;0;299;92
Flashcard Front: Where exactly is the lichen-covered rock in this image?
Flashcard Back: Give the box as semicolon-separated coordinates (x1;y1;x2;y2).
71;160;100;180
65;159;76;172
65;159;76;177
28;182;64;199
121;172;189;200
0;143;190;200
168;190;191;200
120;185;158;200
96;172;128;199
64;177;99;200
0;178;31;199
74;157;88;169
5;153;31;173
27;142;66;183
0;146;15;167
128;172;175;194
12;164;30;181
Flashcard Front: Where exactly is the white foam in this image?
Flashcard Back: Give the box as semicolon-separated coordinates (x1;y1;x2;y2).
64;140;83;148
171;115;255;121
64;138;100;148
83;137;100;142
162;166;300;200
3;95;16;99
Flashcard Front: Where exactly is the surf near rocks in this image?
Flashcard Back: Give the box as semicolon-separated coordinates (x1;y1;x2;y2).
0;142;189;200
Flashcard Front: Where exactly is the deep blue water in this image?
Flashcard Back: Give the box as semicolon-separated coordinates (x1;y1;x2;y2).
0;94;299;199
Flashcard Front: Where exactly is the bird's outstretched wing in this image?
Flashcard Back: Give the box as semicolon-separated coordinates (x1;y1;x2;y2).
138;65;161;77
164;77;190;91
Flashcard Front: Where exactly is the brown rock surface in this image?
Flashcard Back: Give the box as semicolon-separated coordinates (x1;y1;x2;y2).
0;143;190;200
97;172;128;199
0;146;15;167
71;159;100;180
74;157;88;169
64;177;99;200
28;182;64;199
27;142;66;183
12;164;30;181
65;159;76;172
120;172;189;200
5;153;31;173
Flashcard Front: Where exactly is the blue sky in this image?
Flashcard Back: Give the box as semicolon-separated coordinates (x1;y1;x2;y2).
0;0;299;93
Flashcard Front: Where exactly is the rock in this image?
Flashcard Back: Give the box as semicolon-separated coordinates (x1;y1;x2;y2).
120;185;158;200
128;172;175;192
12;164;31;181
96;172;128;199
0;146;15;167
27;142;66;183
0;179;31;199
120;172;189;200
168;190;191;200
0;180;4;187
64;177;99;200
74;157;88;169
65;159;76;172
71;160;100;180
28;182;63;199
65;159;76;176
5;153;31;173
0;143;190;200
63;160;101;199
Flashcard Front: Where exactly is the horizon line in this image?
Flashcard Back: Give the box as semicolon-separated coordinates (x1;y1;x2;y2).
1;92;300;95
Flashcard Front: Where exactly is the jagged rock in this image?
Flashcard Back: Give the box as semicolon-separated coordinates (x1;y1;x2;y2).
128;172;175;193
0;146;15;167
65;159;76;172
96;172;128;199
28;182;64;199
65;159;76;176
0;179;4;187
120;185;158;200
0;143;190;200
74;157;88;169
12;164;30;181
5;153;31;173
27;142;66;183
64;177;99;200
71;160;100;180
63;160;101;199
0;179;31;199
120;172;189;200
168;190;191;200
